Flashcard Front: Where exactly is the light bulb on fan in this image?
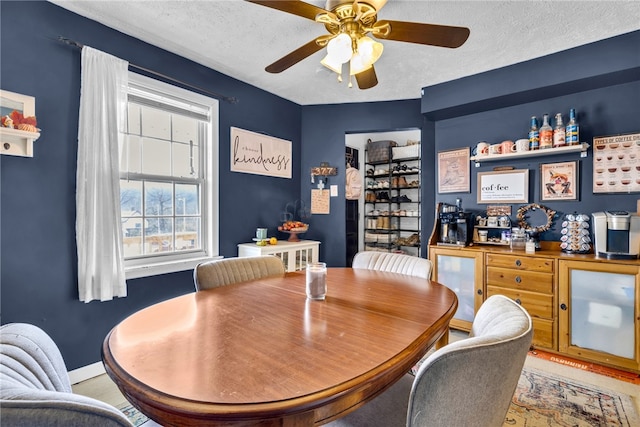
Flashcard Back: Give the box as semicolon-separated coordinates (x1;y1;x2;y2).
326;33;352;63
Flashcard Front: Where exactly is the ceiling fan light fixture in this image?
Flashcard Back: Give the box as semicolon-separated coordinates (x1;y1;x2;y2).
326;33;352;64
350;36;383;75
321;54;343;74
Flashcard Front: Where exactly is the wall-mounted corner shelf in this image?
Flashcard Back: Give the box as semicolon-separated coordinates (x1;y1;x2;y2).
1;127;41;157
470;143;589;166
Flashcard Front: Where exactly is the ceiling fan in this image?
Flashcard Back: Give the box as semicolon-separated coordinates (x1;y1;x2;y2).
246;0;470;90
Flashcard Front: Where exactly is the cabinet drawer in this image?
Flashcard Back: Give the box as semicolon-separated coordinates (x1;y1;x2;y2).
486;253;553;272
487;286;553;319
486;267;553;294
531;317;555;349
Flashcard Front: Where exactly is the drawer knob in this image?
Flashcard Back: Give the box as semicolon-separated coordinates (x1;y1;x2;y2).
515;276;522;283
560;303;567;311
515;260;522;267
515;298;522;305
477;289;483;295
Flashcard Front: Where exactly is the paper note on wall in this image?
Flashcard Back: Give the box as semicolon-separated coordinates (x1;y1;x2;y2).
311;189;330;214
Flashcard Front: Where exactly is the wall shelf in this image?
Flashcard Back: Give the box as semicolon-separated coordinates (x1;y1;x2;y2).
470;143;589;166
1;127;41;157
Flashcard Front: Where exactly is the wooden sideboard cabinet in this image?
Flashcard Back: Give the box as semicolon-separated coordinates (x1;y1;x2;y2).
429;246;484;331
429;243;640;373
238;240;320;272
558;260;640;373
486;253;556;349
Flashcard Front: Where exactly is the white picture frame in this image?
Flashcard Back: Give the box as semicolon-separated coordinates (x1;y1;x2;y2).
477;169;529;204
230;127;292;178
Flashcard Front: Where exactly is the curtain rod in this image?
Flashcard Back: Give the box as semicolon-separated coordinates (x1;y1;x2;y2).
57;36;239;104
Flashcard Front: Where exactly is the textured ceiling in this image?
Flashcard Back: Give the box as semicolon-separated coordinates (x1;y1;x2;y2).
49;0;640;105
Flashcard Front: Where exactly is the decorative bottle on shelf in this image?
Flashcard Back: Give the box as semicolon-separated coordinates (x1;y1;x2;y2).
528;116;539;150
566;108;579;145
553;113;566;147
539;113;553;149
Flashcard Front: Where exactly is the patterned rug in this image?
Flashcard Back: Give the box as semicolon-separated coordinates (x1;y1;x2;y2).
506;367;639;426
119;367;639;427
529;349;640;385
117;402;149;427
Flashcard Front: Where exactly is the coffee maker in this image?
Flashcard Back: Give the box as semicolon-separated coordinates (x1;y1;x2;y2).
455;212;472;246
592;211;640;259
438;203;472;246
439;211;456;244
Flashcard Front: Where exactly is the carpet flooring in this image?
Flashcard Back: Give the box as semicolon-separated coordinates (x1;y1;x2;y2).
120;364;639;426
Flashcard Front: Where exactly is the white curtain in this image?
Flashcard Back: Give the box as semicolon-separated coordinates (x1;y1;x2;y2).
76;47;128;303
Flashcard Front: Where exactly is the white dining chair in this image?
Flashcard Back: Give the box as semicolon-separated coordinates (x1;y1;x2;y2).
193;255;285;291
325;294;533;427
352;251;433;280
1;323;133;427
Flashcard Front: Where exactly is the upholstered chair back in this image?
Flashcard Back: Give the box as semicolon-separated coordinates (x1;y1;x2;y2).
0;323;133;426
352;251;433;280
193;255;286;291
326;294;532;427
407;294;533;426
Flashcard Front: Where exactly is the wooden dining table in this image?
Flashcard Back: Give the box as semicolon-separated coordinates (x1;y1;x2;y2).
102;268;458;426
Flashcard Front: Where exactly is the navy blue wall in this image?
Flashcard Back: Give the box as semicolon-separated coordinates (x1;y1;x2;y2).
421;31;640;242
300;101;428;266
1;1;301;369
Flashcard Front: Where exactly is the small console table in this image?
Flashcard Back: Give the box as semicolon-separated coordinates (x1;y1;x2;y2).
238;240;320;272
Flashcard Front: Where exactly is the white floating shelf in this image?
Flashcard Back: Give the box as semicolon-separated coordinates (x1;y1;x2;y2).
1;127;41;157
471;143;590;166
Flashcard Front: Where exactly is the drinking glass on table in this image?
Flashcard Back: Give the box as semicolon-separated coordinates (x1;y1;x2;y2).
306;262;327;300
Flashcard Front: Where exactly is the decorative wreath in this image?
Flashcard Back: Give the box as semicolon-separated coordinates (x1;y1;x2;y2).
517;203;556;234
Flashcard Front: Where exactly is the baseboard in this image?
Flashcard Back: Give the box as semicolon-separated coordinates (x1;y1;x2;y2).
68;361;106;385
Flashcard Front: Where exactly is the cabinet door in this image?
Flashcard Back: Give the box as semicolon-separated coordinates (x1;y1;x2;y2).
559;260;640;372
430;247;484;331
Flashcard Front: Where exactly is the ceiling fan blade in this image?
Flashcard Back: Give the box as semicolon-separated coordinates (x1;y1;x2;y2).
245;0;329;21
373;20;470;48
265;39;325;73
355;66;378;90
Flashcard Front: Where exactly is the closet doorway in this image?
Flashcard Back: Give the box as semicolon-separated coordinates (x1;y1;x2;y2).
345;146;359;266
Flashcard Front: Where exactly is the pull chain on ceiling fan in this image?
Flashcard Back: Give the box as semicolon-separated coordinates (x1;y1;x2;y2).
246;0;470;90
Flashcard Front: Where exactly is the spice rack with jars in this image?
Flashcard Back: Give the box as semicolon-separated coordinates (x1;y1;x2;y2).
472;225;512;246
472;215;512;246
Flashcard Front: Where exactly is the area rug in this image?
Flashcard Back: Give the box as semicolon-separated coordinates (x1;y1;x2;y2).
410;361;638;427
506;367;639;426
117;402;149;427
529;349;640;385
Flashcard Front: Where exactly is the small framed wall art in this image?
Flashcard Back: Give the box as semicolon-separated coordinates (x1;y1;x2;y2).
477;169;529;204
437;148;470;193
592;133;640;193
540;161;579;201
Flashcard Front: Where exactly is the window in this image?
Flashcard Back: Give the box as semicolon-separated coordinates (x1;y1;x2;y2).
120;73;219;278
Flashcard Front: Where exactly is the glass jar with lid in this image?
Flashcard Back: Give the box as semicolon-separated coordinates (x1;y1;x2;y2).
510;228;526;251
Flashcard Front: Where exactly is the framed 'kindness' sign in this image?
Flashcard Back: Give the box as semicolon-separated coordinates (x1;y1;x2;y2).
477;169;529;204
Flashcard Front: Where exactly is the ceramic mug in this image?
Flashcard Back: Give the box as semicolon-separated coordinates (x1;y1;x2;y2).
487;216;498;227
515;138;530;152
477;217;487;226
498;216;510;227
256;228;268;240
489;144;502;155
474;141;489;157
500;140;516;154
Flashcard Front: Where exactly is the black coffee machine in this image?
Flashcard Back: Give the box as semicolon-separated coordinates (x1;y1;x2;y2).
438;201;472;246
